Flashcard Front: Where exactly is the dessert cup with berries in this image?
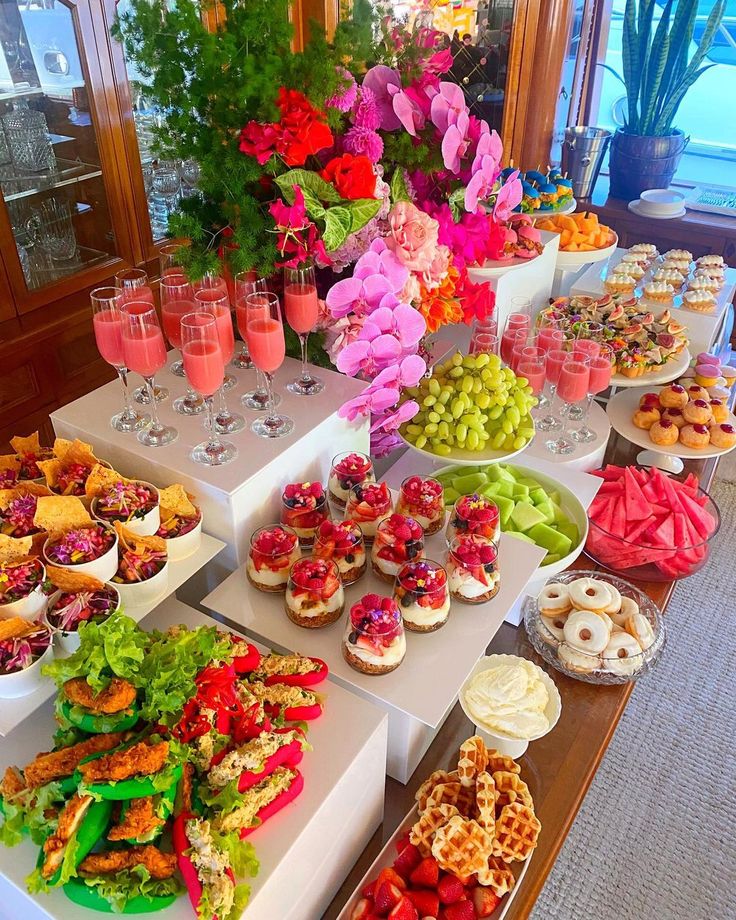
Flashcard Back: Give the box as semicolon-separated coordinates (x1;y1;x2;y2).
370;514;425;583
280;482;330;546
328;451;375;507
447;535;500;603
446;493;500;544
247;525;302;593
342;594;406;675
344;482;392;542
396;475;445;535
313;519;366;585
394;559;451;632
285;557;344;628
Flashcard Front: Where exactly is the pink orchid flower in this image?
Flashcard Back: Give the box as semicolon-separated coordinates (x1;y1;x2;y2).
442;110;471;174
325;274;397;320
388;85;425;137
362;65;402;131
372;354;427;390
430;82;468;134
361;301;426;350
336;334;402;378
465;154;500;213
338;383;400;422
369;400;419;434
353;242;409;292
494;171;523;222
370;429;404;458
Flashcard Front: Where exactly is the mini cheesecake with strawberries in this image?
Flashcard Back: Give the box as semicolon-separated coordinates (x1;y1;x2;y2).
342;594;406;675
247;525;302;593
446;493;500;544
394;559;451;632
370;514;425;583
280;481;330;546
285;557;344;628
313;519;366;584
396;475;445;535
328;451;375;507
344;481;392;542
447;534;500;604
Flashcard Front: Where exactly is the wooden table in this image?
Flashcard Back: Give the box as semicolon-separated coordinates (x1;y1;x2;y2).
325;429;721;919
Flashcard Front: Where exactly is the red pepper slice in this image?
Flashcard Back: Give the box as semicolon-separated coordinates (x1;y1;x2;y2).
236;738;304;792
173;813;235;920
239;770;304;839
263;701;323;722
263;657;328;687
232;641;261;675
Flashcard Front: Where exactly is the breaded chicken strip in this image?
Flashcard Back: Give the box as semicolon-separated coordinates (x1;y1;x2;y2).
24;732;126;788
79;845;177;880
107;796;163;842
63;677;137;714
0;766;26;799
41;794;92;878
79;740;169;785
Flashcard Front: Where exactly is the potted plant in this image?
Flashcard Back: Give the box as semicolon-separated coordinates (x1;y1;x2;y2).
609;0;725;199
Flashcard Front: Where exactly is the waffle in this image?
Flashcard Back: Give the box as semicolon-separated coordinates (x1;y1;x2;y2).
410;803;458;857
474;771;497;833
486;749;521;775
492;802;541;862
457;735;489;788
493;770;533;810
415;770;453;813
477;856;517;896
431;815;493;880
426;780;475;816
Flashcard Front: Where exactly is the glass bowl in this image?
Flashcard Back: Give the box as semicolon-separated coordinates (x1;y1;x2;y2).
523;570;666;685
585;466;720;582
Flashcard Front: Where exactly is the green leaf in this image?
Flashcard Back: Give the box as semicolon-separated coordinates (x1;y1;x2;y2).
344;197;382;233
640;0;673;133
275;169;341;204
622;0;641;130
448;187;466;222
300;187;326;220
390;167;411;203
322;205;353;251
79;866;183;912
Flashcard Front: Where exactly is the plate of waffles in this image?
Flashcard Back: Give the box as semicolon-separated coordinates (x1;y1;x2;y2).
337;736;539;920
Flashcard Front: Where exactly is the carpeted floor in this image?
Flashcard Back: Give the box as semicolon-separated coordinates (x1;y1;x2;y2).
531;469;736;920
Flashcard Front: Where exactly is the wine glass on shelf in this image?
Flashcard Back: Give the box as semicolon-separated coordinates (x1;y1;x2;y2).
245;292;294;439
181;313;238;466
90;287;149;432
571;345;613;443
545;354;590;456
284;262;324;396
194;275;235;389
115;268;166;405
160;276;204;416
469;331;499;356
120;303;178;447
233;271;265;370
193;289;245;434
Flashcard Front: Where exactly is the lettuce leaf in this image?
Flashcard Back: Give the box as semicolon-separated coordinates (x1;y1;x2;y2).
26;824;81;892
215;830;259;880
80;865;183;912
1;781;66;848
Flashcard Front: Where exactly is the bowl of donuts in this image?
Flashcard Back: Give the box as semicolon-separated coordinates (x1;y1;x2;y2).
523;571;665;684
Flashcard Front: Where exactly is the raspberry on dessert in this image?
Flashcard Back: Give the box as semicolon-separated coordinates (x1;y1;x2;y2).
394;559;450;631
285;557;344;628
447;534;500;604
397;476;445;534
249;525;299;572
342;594;406;674
371;514;425;582
288;557;341;601
328;451;375;505
447;493;500;543
280;481;329;544
345;482;393;540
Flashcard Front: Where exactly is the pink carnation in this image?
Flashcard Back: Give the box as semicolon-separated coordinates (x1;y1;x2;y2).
327;67;358;112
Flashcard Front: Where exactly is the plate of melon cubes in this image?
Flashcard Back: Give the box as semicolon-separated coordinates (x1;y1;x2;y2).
536;211;618;267
435;462;588;580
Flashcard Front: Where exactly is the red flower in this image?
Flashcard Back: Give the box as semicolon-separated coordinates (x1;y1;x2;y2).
269;186;331;268
320;153;377;200
455;270;495;326
239;120;282;164
274;88;333;167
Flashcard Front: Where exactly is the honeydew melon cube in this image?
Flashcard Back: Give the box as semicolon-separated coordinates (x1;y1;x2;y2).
529;487;548;506
486;464;515;482
452;472;487;495
517;477;542;490
493;494;515;527
527;523;573;557
443;487;460;506
551;501;568;525
535;499;556;525
548;489;561;505
557;520;580;547
511;483;530;499
541;553;562;565
495;481;515;499
479;482;501;498
510;502;547;532
508;531;537;544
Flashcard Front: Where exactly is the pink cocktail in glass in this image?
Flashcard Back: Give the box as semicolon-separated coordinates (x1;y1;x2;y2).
517;357;545;395
537;327;564;354
556;358;590;404
245;292;294;439
545;348;567;387
284;282;319;334
572;351;612;444
194;292;235;363
573;339;600;360
248;317;285;373
182;337;224;396
93;310;124;367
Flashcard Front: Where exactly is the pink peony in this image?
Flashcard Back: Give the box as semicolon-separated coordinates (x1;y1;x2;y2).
385;202;440;273
421;243;451;289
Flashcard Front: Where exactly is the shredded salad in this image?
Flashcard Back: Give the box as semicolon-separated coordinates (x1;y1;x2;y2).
0;625;50;675
0;559;44;604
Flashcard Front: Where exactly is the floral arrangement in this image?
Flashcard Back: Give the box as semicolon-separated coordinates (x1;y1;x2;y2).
115;1;536;455
0;560;44;605
46;525;116;566
46;587;120;633
0;625;50;675
93;481;158;524
0;495;41;538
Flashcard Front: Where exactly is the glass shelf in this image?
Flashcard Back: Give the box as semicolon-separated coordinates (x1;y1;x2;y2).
0;157;102;202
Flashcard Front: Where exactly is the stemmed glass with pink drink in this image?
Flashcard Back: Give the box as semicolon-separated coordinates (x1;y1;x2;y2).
194;276;235;389
500;313;529;365
181;313;238;466
120;303;178;447
234;272;280;411
537;347;567;431
245;292;294;439
115;269;166;405
517;347;546;398
534;326;564;410
546;354;590;456
90;287;149;433
571;345;613;443
193;289;245;435
284;262;324;396
570;335;602;420
161;276;204;416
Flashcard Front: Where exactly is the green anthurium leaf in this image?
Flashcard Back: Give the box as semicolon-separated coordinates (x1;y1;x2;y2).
322;206;352;251
275;169;341;204
390;166;411;203
449;187;466;222
345;197;382;233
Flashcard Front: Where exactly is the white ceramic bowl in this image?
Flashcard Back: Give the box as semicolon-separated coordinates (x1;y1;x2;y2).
91;481;160;537
44;585;122;654
112;561;169;610
459;653;562;759
638;188;685;216
162;517;202;562
43;528;119;582
0;640;53;699
0;558;47;621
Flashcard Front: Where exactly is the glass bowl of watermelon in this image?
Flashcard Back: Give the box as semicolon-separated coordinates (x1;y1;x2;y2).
585;465;720;582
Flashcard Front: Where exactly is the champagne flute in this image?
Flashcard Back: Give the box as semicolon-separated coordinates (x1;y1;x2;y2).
284;262;324;395
568;335;601;419
193;290;245;434
245;292;294;439
161;276;204;416
517;352;546;399
546;354;589;455
537;347;567;431
120;303;178;447
90;287;149;432
181;312;238;465
571;346;613;443
115;268;167;405
470;331;499;356
194;275;235;389
233;271;263;370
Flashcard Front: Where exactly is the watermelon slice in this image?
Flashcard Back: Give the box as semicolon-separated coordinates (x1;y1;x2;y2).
624;467;650;521
677;492;715;540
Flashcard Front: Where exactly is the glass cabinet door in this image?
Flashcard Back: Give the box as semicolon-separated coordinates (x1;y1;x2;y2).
0;0;121;297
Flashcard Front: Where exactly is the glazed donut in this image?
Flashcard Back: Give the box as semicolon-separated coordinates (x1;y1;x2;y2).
603;583;622;614
610;596;639;627
538;583;572;616
568;577;613;612
539;612;568;644
686;385;710;403
709;399;728;423
557;643;600;674
563;610;611;654
602;632;644;676
625;612;655;651
709;423;736;449
596;610;615;633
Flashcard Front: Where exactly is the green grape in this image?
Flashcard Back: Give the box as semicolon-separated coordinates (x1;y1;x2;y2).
441;411;453;423
502;433;516;450
475;353;490;368
415;434;427;449
502;418;514;435
424;423;438;435
451;353;463;367
480;368;492;383
506;406;521;427
434;443;452;456
428;378;441;396
428;411;441;424
438;389;452;404
406;424;422;436
515;376;529;388
513;435;526;450
466;429;479;450
488;405;503;420
461;375;474;394
476;392;490;410
491;430;506;449
449;366;464;379
451;399;465;420
456;423;468;442
438;421;449;440
423;394;437;407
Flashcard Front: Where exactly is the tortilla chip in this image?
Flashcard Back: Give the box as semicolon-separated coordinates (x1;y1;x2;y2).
0;483;53;510
114;522;167;555
33;496;92;534
37;458;61;488
10;432;42;457
0;618;40;641
0;534;33;563
85;464;129;498
158;484;197;518
0;455;21;473
45;564;104;593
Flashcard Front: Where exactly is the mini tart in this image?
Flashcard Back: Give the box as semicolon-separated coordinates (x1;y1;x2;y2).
649;418;679;446
679;423;711;449
328;452;374;507
619;251;649;268
662;248;693;263
709;423;736;449
682;399;713;425
633;406;660;430
661;407;686;428
396;475;445;535
683;290;717;314
708;399;728;423
688;274;722;293
696;253;724;269
658;383;688;409
642;281;674;304
629;243;658;259
660;258;690;274
615;260;645;280
652;268;685;289
312;519;366;585
693;267;724;287
604;272;637;294
370;513;424;583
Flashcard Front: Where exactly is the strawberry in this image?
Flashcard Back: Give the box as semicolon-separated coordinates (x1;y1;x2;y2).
437;874;465;905
407;888;440;917
410;856;440;889
350;899;375;920
472;887;502;917
361;878;377;899
444;901;477;920
393;842;422;879
388;897;419;920
375;881;404;915
395;832;412;854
